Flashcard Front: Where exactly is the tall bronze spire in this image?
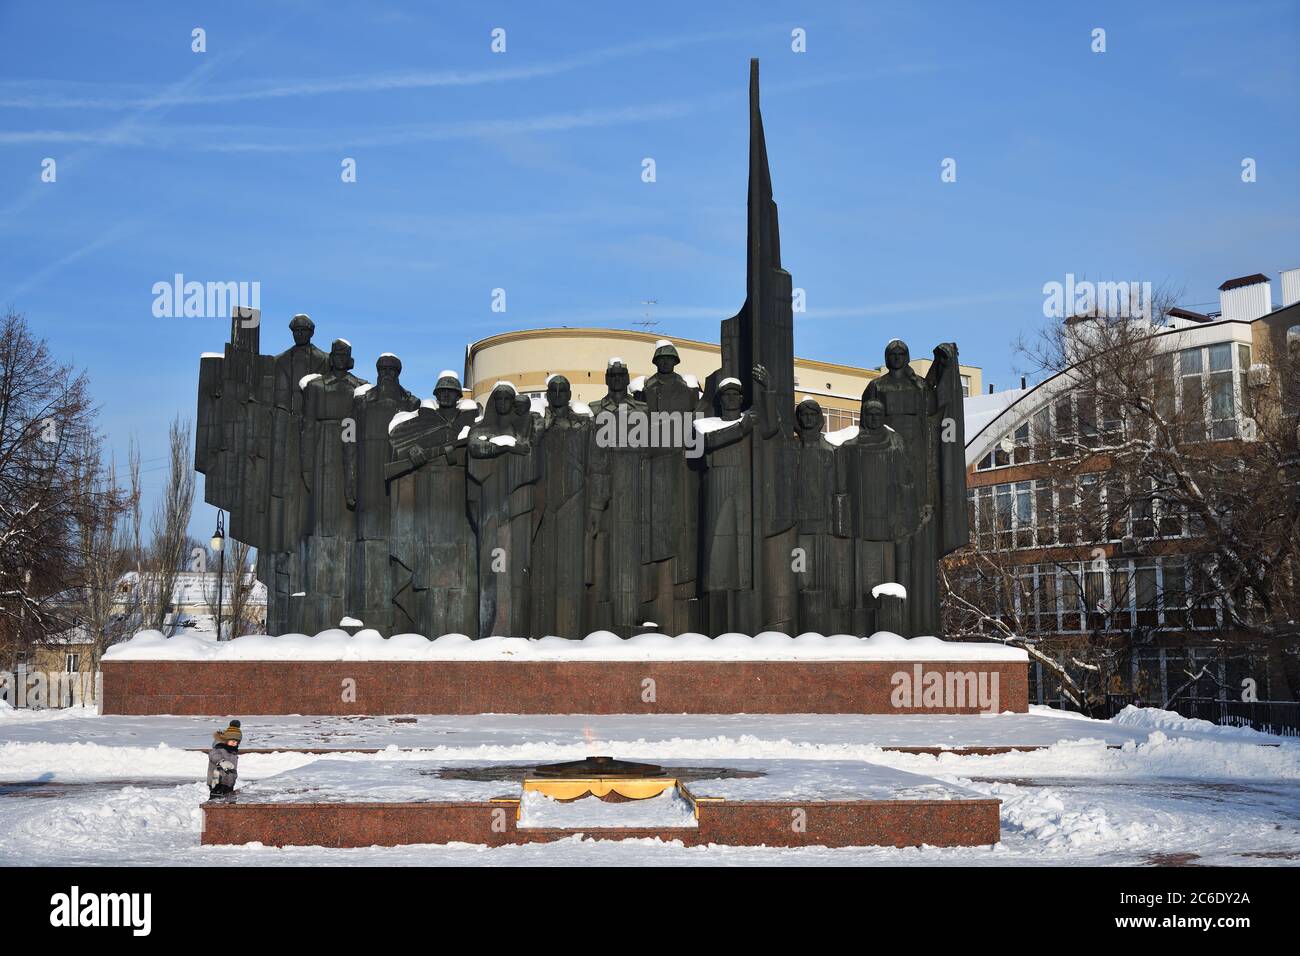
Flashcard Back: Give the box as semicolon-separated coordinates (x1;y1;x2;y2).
720;58;795;431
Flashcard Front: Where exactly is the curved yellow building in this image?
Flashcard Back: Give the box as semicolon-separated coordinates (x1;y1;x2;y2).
464;327;981;432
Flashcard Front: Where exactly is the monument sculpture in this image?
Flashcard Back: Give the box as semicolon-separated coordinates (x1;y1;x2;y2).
792;399;851;634
267;314;328;634
193;59;968;640
348;353;420;635
530;375;592;639
586;359;648;638
635;342;702;635
467;383;537;640
861;341;967;636
387;372;478;638
299;339;367;635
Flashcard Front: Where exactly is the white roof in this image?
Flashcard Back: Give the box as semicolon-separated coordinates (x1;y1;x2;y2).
963;388;1030;444
118;571;268;607
961;316;1260;467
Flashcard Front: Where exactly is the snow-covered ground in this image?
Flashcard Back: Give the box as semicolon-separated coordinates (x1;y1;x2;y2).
1;702;1296;866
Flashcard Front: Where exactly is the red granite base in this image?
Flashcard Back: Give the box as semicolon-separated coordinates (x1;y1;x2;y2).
102;659;1027;715
200;797;1000;848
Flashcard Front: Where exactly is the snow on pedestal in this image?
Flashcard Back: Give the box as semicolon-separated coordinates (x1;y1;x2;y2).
105;628;1028;662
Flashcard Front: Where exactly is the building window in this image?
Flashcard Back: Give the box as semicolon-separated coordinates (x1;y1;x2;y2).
970;479;1041;548
64;653;80;673
1177;341;1254;441
1003;557;1212;637
822;407;859;432
960;375;971;398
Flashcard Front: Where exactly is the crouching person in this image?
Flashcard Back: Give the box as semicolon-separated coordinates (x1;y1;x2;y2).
207;720;242;800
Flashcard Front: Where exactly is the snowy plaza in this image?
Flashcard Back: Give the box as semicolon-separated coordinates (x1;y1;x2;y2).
3;693;1297;866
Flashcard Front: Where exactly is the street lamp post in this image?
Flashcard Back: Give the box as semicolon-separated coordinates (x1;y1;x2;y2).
211;511;225;642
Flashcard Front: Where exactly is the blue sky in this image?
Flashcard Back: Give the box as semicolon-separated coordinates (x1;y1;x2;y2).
1;0;1297;535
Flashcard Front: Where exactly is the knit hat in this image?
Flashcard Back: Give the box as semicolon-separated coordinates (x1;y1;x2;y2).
215;721;242;745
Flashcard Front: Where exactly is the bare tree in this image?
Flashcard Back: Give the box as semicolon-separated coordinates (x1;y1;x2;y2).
944;291;1300;709
139;417;195;634
70;444;142;671
0;310;100;666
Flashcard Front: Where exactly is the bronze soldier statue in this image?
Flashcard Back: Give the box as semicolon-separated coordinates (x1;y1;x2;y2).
266;314;328;633
530;375;593;638
298;339;367;634
792;399;851;634
347;353;419;634
635;341;702;634
388;372;478;637
587;359;650;637
840;397;921;635
467;382;537;638
861;340;966;636
698;366;779;634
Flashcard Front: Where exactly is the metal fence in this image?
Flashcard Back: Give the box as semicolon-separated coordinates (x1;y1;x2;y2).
1106;694;1300;737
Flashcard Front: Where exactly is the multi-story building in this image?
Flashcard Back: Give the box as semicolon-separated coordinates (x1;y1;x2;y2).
959;270;1300;707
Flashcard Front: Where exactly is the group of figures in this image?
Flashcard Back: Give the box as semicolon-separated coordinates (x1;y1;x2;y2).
196;315;967;641
192;58;968;641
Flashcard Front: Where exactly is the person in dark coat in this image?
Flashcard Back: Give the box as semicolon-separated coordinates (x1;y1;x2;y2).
206;720;242;800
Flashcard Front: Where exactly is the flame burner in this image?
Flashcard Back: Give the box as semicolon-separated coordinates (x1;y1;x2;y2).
531;755;667;779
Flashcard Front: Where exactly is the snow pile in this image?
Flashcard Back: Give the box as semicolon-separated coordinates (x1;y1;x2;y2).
983;781;1151;850
883;731;1300;782
104;629;1028;662
518;788;698;829
1108;704;1268;740
24;783;206;853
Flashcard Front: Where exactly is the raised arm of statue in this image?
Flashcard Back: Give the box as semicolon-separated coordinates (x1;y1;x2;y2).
752;364;783;439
